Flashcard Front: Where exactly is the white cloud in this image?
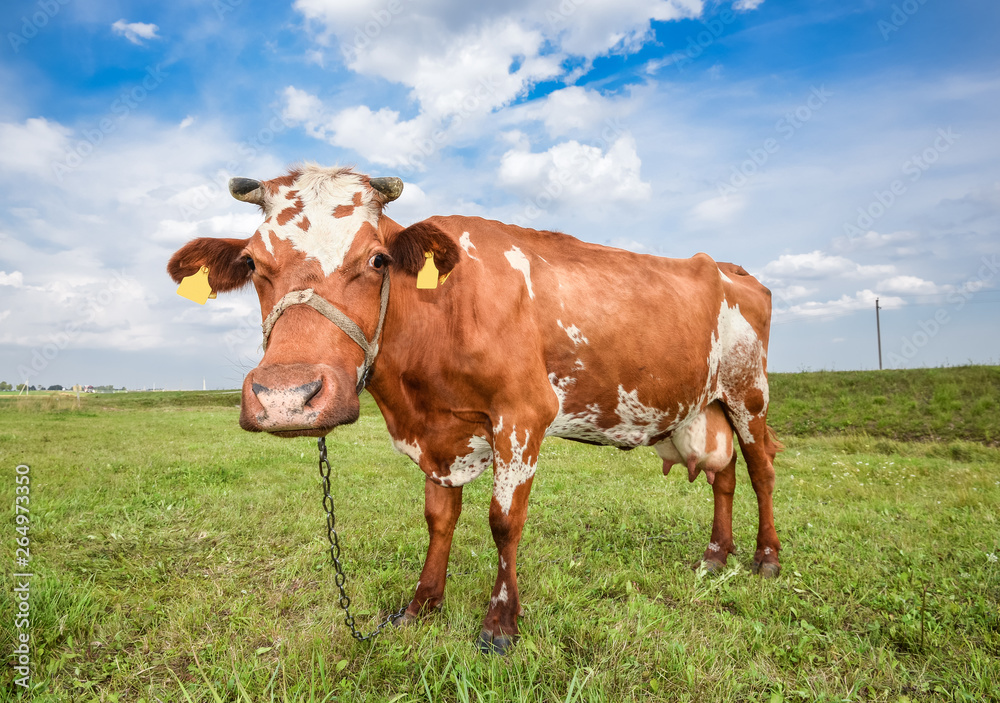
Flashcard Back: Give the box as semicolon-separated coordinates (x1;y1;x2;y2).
179;116;196;129
762;251;895;280
286;0;711;166
833;229;918;252
505;86;632;138
0;271;25;288
773;284;817;301
775;289;904;321
498;134;651;207
690;193;746;225
876;275;944;296
0;118;73;179
733;0;765;11
111;20;160;45
282;86;435;169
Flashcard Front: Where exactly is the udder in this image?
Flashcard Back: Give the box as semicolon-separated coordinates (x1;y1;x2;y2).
654;401;735;485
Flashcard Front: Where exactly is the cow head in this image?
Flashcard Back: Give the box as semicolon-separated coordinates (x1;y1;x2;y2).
168;165;426;437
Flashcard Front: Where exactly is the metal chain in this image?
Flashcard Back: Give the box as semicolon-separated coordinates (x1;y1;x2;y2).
318;436;407;641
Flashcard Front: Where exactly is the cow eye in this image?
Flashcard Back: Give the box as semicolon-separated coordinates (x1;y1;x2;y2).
369;253;386;269
245;256;256;272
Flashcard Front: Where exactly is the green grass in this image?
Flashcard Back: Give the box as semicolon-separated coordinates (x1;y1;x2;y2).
1;369;999;701
769;366;1000;444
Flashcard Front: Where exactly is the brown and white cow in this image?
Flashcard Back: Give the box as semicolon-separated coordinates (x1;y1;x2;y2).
168;164;782;654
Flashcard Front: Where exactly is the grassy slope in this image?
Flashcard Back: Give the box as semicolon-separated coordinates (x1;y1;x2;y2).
0;370;998;702
768;366;1000;445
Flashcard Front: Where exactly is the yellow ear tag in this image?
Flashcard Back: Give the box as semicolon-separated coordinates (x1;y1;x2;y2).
177;266;214;305
416;251;439;290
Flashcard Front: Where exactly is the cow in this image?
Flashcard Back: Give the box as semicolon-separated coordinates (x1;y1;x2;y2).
167;164;782;654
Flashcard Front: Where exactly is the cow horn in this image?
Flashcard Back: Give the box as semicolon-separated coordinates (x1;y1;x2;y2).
229;177;265;205
369;176;404;202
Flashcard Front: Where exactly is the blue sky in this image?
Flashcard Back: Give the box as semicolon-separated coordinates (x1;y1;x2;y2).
1;0;998;389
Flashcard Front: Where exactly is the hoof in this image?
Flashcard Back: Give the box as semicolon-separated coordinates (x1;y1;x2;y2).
391;610;417;627
753;561;781;578
477;630;517;656
701;558;726;574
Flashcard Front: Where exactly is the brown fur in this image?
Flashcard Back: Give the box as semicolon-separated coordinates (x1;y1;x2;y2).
387;222;461;278
166;237;251;292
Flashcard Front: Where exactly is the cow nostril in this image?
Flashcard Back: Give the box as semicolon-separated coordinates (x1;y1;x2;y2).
251;382;270;396
301;380;323;407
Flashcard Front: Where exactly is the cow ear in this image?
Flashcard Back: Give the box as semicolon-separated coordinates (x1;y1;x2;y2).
386;222;460;279
167;237;253;293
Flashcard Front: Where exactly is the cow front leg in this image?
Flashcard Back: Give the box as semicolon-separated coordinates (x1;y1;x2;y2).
395;477;463;625
478;423;540;655
699;451;738;573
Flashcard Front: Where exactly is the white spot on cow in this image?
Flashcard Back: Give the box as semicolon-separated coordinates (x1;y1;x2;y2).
493;425;536;515
440;436;492;486
764;547;773;556
546;376;671;448
392;438;422;464
260;227;276;255
557;320;589;346
705;301;769;444
574;359;586;370
459;231;478;260
500;557;507;570
491;582;509;606
258;165;381;276
504;246;534;299
708;542;721;553
719;269;732;284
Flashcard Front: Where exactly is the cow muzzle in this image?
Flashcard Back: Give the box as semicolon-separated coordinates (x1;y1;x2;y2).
240;363;360;436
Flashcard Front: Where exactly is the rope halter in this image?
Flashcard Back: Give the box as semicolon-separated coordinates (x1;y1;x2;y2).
260;272;391;395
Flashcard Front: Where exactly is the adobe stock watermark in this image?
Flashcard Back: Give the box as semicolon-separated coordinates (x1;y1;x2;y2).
888;254;998;367
878;0;932;40
213;0;244;20
510;116;628;225
340;0;414;63
16;270;132;384
51;65;168;182
716;85;833;199
178;107;297;221
7;0;71;53
396;75;504;175
841;127;959;242
546;0;588;27
669;7;739;72
12;463;34;691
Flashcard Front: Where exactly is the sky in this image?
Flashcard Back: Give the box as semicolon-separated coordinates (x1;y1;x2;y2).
0;0;998;390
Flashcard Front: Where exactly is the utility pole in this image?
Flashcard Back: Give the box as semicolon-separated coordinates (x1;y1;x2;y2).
875;297;883;370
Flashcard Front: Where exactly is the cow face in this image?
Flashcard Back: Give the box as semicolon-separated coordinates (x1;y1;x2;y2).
167;165;402;437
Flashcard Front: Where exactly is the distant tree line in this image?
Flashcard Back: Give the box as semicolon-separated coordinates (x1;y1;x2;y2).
0;382;126;391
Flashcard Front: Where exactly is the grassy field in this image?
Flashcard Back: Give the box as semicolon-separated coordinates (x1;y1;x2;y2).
1;367;998;701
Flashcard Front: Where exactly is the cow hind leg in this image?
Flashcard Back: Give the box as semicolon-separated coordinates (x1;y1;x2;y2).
735;416;782;578
395;478;463;625
699;450;738;573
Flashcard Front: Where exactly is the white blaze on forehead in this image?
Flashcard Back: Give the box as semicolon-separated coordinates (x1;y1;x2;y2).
261;165;380;276
459;231;478;260
392;438;422;463
493;424;536;515
504;246;534;299
557;319;589;346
